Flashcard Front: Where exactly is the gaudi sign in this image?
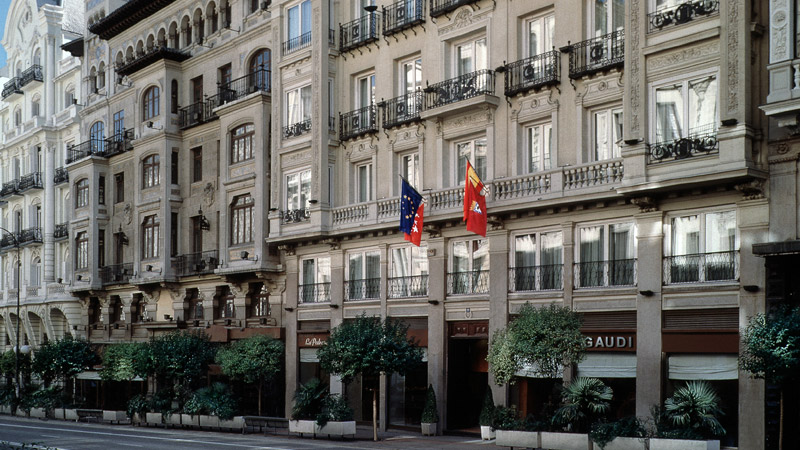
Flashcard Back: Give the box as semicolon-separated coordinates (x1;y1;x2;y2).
584;332;636;352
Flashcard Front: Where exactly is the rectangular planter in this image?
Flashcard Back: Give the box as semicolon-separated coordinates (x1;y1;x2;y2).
496;430;540;448
166;413;182;426
0;404;12;414
200;415;220;428
64;409;79;421
220;416;244;430
53;408;65;420
181;414;199;427
601;436;647;450
421;422;437;436
30;408;47;418
289;420;356;438
289;419;317;435
146;412;163;425
540;431;592;450
103;410;128;423
481;425;496;440
649;439;720;450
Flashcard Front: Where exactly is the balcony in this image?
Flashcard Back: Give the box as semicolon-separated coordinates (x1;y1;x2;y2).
299;282;331;303
574;259;636;288
282;31;312;55
388;275;428;298
383;0;424;36
174;250;219;277
430;0;478;18
647;125;718;164
179;101;218;129
648;0;719;33
283;119;312;139
18;227;42;246
340;105;378;141
115;47;191;77
663;251;738;284
447;270;489;295
17;172;42;193
345;278;381;301
54;167;69;185
503;51;560;97
54;223;69;240
566;30;624;79
100;263;134;285
212;68;271;108
283;208;310;224
105;129;135;158
0;234;15;250
0;181;18;199
66;139;108;164
508;265;564;292
423;69;495;110
19;65;43;88
2;78;22;100
340;13;380;52
382;91;423;129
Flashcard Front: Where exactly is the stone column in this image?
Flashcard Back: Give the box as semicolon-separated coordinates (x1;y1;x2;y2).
120;293;136;340
329;245;345;396
43;145;55;283
487;227;509;406
171;288;188;323
426;234;446;432
378;243;389;431
561;221;575;384
199;287;218;324
232;282;249;324
45;35;56;119
283;250;299;418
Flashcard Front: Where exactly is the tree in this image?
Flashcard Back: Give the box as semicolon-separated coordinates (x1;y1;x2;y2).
100;342;150;382
32;336;98;399
661;381;725;439
487;303;586;385
553;377;613;433
317;314;423;441
216;334;284;416
740;307;800;450
146;331;216;408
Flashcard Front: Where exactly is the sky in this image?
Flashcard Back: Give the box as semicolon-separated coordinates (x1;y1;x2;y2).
0;0;10;69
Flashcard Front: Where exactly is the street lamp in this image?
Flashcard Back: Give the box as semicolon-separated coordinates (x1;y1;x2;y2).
0;226;22;402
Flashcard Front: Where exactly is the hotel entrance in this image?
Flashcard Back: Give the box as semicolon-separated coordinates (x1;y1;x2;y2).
446;321;489;432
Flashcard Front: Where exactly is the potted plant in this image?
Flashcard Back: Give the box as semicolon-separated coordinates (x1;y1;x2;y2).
650;381;725;450
590;416;647;450
544;377;613;450
478;389;495;440
493;405;543;448
289;379;355;438
420;384;439;436
183;383;237;430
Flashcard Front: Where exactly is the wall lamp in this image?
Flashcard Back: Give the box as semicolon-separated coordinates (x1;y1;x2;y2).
427;300;439;305
146;121;163;130
145;264;162;274
639;290;655;297
240;251;259;261
743;285;760;293
284;307;294;312
196;209;211;230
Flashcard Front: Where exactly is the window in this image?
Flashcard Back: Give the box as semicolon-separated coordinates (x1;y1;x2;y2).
171;80;179;114
230;124;255;163
209;2;219;33
286;85;311;125
98;63;106;90
143;86;160;121
286;169;311;211
526;13;555;57
30;257;41;287
357;74;376;108
402;153;419;190
219;64;232;86
142;154;160;188
188;289;204;320
450;239;489;294
667;211;737;283
192;147;203;182
287;0;312;49
171;151;179;184
90;121;105;153
141;215;160;259
300;256;331;303
113;110;125;141
592;0;625;37
114;173;124;203
456;138;487;185
14;108;21;127
221;289;235;319
98;176;105;205
593;107;623;161
65;89;75;108
526;123;553;172
250;0;259;14
98;229;105;268
400;58;423;94
347;250;380;300
31;98;40;117
75;179;89;208
76;232;89;269
456;37;487;75
512;231;563;291
230;194;254;245
170;212;178;257
577;222;635;287
389;245;428;297
250;49;271;90
654;74;718;143
253;285;270;317
356;163;372;203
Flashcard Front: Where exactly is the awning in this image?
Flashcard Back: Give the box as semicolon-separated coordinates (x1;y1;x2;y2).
577;353;637;378
516;363;564;379
668;355;738;380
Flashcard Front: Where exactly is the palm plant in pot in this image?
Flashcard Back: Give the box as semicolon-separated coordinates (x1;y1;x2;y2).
420;385;439;436
479;389;496;440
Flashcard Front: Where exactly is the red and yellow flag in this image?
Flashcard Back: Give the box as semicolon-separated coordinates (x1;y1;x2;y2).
463;162;487;237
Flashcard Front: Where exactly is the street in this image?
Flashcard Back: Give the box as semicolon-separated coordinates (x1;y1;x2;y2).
0;416;494;450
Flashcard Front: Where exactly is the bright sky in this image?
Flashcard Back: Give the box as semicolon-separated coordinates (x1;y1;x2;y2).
0;0;10;70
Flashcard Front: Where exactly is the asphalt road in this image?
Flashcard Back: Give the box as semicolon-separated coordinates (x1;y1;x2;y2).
0;416;495;450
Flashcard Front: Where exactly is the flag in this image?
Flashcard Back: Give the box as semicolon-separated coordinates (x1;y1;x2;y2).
405;203;424;246
463;161;487;237
400;177;423;236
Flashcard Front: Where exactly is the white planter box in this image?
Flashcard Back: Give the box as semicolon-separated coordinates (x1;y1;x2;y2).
181;414;199;427
0;404;13;414
167;413;182;426
200;415;220;428
146;412;163;425
496;429;540;448
600;436;647;450
540;431;592;450
64;409;79;421
289;420;356;438
289;419;317;435
103;410;128;423
481;425;496;440
219;416;245;430
53;408;65;420
421;422;437;436
30;407;47;418
649;439;720;450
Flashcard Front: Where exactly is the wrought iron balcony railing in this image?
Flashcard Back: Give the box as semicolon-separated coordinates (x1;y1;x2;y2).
18;172;43;192
345;278;381;300
213;67;271;107
382;91;424;129
105;129;135;157
2;78;22;99
430;0;477;18
299;282;331;303
282;31;312;55
174;250;219;277
19;65;43;88
340;13;380;52
100;263;134;285
447;270;489;295
567;30;624;79
283;119;312;139
383;0;424;36
54;222;69;240
647;125;718;164
574;259;636;288
0;234;15;249
179;100;218;129
340;105;378;141
18;227;43;246
504;51;560;97
283;208;310;224
508;265;564;292
648;0;719;33
0;180;17;199
54;167;69;185
388;275;428;298
663;251;738;284
66;138;107;164
424;69;495;110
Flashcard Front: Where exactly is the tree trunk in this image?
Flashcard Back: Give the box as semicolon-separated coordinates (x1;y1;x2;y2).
372;388;378;441
257;382;262;417
779;388;784;450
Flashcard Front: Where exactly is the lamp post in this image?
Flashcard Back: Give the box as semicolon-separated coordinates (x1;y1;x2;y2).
0;226;22;401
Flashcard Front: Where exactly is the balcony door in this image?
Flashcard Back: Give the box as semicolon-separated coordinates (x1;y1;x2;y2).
191;216;203;253
192;76;204;104
456;38;487;76
114;233;124;264
592;0;624;37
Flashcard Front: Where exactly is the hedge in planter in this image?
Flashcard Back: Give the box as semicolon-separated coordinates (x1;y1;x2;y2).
552;377;613;433
590;416;647;450
216;334;284;416
655;381;726;440
183;383;237;420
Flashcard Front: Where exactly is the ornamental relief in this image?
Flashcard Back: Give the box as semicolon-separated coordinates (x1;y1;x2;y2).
281;149;312;169
437;7;494;36
578;75;624;107
646;40;720;73
389;126;423;152
346;141;377;162
441;109;492;137
513;93;559;123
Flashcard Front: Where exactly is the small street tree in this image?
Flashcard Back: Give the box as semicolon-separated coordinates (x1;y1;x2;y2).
740;307;800;450
100;342;150;403
32;336;98;404
317;314;423;441
216;334;284;416
146;331;216;408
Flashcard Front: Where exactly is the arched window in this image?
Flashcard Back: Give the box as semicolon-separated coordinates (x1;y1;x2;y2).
187;289;204;320
194;9;204;43
249;48;271;91
30;257;41;287
230;123;255;163
207;2;218;33
14;108;21;127
220;288;235;319
141;215;160;259
221;0;231;27
146;35;155;52
97;62;106;90
143;86;160;121
142;154;160;188
157;28;167;47
230;194;254;245
181;16;192;47
75;179;89;208
75;232;88;269
90;121;105;153
169;22;179;48
90;67;98;93
33;48;41;67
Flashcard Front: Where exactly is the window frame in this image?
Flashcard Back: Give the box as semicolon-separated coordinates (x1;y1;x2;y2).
114;172;125;203
230;194;255;245
454;35;488;76
75;179;89;208
455;137;487;185
575;220;636;288
142;154;160;188
401;152;420;191
191;147;203;183
355;162;373;203
285;168;311;211
589;0;625;38
390;244;428;278
590;105;623;162
525;121;553;173
286;0;312;43
143;86;160;121
300;256;331;285
650;70;719;144
141;215;160;260
284;84;312;126
524;12;555;58
346;249;381;300
76;231;89;269
230;123;255;164
664;209;738;256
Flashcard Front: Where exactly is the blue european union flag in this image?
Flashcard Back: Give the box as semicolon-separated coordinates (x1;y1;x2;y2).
400;178;422;235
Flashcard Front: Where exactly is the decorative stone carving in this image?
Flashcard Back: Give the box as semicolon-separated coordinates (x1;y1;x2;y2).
631;196;658;212
277;244;296;256
422;224;441;238
437;7;493;36
266;280;286;296
735;179;765;200
322;238;341;251
488;215;504;231
629;0;641;135
647;41;720;71
727;0;741;114
123;202;132;225
770;0;791;63
346;141;377;162
203;182;216;207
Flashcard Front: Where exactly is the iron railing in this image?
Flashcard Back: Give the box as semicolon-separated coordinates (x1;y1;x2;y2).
382;91;424;129
54;167;69;185
17;172;43;192
340;13;380;52
100;263;134;285
504;51;560;96
430;0;477;18
54;223;69;240
340;105;378;141
648;0;719;33
647;125;718;164
447;270;489;295
179;100;217;129
299;282;331;303
174;250;219;277
19;65;43;87
282;31;312;55
345;278;381;300
214;67;271;106
284;208;310;223
0;234;15;249
2;78;22;99
383;0;424;35
388;275;428;298
105;129;135;157
283;118;312;139
18;227;42;245
508;265;564;292
0;181;17;199
663;251;738;284
567;30;624;79
66;138;107;164
424;69;495;109
574;259;636;288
